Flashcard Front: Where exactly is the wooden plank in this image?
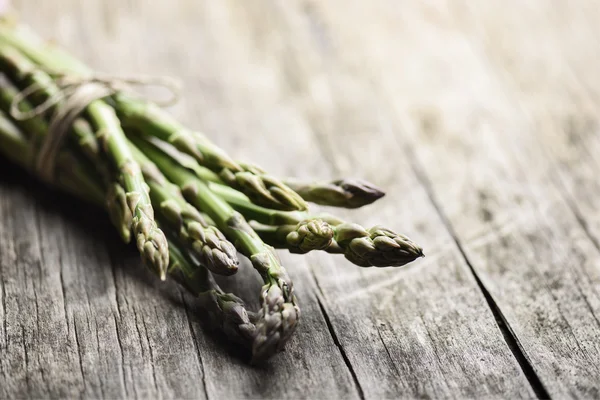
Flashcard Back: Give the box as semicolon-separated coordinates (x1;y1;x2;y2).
4;0;571;398
1;162;209;399
0;167;86;398
195;1;534;398
6;0;361;399
292;0;600;397
444;1;600;396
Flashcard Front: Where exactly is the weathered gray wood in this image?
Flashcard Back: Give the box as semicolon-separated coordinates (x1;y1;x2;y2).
2;0;361;399
0;166;210;399
176;1;537;398
444;1;600;396
4;0;600;398
290;0;600;397
213;1;534;398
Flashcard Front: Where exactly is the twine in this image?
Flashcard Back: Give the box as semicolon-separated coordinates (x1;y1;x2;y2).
9;71;181;183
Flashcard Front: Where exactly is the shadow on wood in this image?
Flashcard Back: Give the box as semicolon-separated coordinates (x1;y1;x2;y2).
0;158;264;365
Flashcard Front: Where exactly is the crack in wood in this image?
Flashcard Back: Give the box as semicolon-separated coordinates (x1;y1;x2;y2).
406;147;551;400
315;296;365;400
72;319;87;391
374;323;401;379
309;267;365;400
140;311;160;394
112;313;129;398
109;253;129;398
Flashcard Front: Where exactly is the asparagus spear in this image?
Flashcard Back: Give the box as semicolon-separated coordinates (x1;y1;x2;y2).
283;178;385;208
115;97;308;211
0;109;104;203
167;241;256;347
130;135;300;362
135;135;424;267
149;139;385;209
129;142;239;276
0;109;259;353
251;219;423;267
209;183;424;266
0;43;169;279
70;116;136;244
0;23;307;212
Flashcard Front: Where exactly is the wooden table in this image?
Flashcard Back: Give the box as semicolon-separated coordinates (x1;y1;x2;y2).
2;0;600;398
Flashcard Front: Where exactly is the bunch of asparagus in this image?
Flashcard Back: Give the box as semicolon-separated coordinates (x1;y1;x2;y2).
0;19;424;362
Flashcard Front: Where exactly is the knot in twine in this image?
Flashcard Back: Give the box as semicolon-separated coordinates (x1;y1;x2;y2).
9;70;182;183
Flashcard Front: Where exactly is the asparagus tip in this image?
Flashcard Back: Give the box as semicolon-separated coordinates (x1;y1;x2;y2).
249;257;299;362
335;224;424;268
286;177;386;208
333;178;386;208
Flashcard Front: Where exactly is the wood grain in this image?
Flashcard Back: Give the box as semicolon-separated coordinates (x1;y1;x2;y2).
1;0;599;398
291;0;600;397
446;2;600;396
216;1;533;397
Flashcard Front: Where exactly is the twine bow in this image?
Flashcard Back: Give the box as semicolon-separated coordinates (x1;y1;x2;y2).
9;70;181;183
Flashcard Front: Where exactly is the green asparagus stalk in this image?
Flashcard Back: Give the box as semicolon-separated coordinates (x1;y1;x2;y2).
116;98;308;211
70;116;135;243
130;135;300;362
0;109;104;203
0;23;307;212
154;183;239;276
208;183;424;266
147;139;383;209
250;219;334;254
0;109;259;353
0;43;169;279
251;219;423;267
136;135;424;267
129;142;239;276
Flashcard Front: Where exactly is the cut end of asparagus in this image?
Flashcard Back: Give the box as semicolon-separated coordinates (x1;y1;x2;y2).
335;224;424;268
286;178;386;208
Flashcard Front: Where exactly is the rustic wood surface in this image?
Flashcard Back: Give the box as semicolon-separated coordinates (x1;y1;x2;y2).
1;0;599;398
